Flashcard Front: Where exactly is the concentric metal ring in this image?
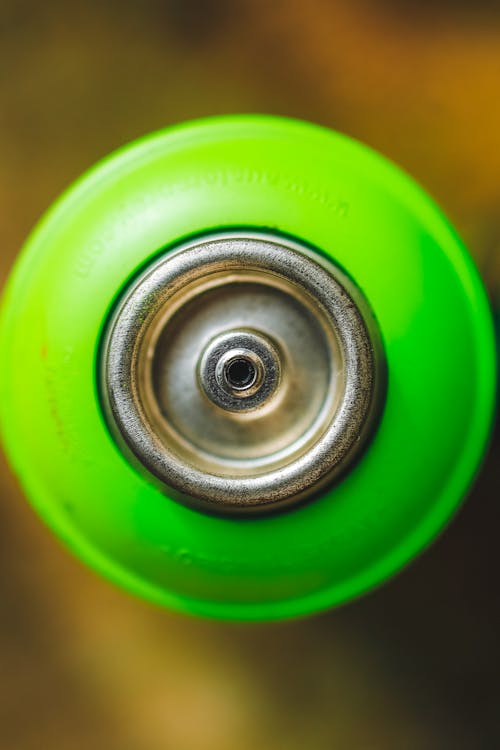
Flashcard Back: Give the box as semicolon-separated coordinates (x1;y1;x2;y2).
101;233;385;514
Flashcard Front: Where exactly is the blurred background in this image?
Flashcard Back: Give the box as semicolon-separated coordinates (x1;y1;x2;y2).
1;1;499;747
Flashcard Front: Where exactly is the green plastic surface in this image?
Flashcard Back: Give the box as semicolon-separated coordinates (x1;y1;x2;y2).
0;115;496;620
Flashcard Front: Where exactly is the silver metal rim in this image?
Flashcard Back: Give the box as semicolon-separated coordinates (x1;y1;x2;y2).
101;232;385;514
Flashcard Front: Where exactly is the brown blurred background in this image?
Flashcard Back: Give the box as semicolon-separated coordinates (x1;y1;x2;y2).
1;1;499;748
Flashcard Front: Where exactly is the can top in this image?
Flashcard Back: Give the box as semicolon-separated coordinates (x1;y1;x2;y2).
0;115;495;620
101;232;385;514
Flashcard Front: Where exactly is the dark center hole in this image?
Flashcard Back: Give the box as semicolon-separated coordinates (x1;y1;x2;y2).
225;357;257;390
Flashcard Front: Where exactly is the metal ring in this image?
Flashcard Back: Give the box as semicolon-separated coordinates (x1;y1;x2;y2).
101;232;385;514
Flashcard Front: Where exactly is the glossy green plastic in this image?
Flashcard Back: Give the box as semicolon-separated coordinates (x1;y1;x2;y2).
0;116;495;620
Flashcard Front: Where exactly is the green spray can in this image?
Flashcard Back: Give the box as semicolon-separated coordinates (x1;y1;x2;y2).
0;116;495;620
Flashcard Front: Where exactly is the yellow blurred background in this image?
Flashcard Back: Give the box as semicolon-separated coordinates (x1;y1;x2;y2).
0;1;499;748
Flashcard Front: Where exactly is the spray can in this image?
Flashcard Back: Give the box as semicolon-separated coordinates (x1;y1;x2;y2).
0;116;495;619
